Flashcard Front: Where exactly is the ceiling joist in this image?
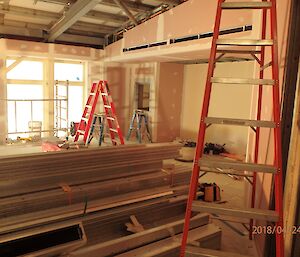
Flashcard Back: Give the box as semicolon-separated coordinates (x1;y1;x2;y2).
47;0;100;42
0;4;128;24
114;0;138;25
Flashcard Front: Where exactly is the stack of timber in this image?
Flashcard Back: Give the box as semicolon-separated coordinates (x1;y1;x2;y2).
0;143;221;256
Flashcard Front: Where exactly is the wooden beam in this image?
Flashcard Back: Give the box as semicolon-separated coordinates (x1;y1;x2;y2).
0;4;128;24
1;57;25;75
101;0;153;12
47;0;100;42
186;247;250;257
56;33;105;46
114;224;221;257
72;213;210;257
158;0;182;5
38;0;154;12
0;16;108;46
114;0;138;25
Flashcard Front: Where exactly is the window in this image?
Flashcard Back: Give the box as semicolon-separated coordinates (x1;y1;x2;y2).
5;58;86;140
7;85;44;139
6;59;44;140
7;60;43;80
54;62;85;135
54;62;84;82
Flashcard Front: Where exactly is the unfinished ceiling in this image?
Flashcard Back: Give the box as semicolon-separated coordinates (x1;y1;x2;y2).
0;0;183;48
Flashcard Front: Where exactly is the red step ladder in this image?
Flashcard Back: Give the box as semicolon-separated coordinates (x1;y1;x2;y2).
74;80;124;146
180;1;284;257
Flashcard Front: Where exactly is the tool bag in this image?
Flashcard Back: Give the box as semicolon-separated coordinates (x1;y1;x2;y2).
198;183;221;202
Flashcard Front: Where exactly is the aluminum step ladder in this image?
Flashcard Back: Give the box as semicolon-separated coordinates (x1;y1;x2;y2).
74;80;124;146
180;1;284;257
126;109;152;143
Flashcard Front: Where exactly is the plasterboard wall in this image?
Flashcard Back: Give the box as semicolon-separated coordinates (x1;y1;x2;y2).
180;61;254;155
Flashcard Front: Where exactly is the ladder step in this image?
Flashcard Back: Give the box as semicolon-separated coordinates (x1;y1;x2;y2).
104;105;112;109
186;246;252;257
200;158;277;173
200;166;253;177
211;77;275;85
221;2;272;9
86;105;92;109
90;93;96;96
192;202;279;222
77;130;85;135
109;128;118;133
106;116;115;121
204;117;276;128
217;39;273;46
101;93;108;96
82;117;89;122
216;49;261;55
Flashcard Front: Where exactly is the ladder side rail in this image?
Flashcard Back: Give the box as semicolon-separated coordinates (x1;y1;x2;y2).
250;3;268;240
66;80;69;137
100;82;117;144
102;81;125;144
103;81;125;144
83;82;101;143
74;82;97;142
270;1;284;257
179;0;224;256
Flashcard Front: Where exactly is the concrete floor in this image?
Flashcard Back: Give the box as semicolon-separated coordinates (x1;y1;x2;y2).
175;160;258;256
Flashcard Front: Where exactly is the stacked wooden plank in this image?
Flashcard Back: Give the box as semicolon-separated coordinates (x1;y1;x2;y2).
70;201;221;257
0;143;186;233
0;143;180;197
0;143;223;256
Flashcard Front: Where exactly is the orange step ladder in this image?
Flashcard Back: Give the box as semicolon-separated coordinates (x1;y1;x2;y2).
180;1;284;257
74;80;124;146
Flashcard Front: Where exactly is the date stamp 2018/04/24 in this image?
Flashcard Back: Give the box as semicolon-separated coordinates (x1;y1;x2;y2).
253;225;300;235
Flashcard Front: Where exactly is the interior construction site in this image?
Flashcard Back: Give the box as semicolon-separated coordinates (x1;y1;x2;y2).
0;0;299;257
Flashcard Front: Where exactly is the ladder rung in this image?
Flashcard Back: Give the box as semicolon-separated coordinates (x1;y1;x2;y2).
186;246;252;257
90;93;96;96
211;77;275;85
216;49;261;55
109;128;118;133
200;167;253;177
77;130;85;135
221;2;272;9
86;105;92;109
192;202;279;222
200;158;277;173
106;116;115;121
217;39;273;46
104;105;111;109
204;117;276;128
101;93;108;96
82;117;89;122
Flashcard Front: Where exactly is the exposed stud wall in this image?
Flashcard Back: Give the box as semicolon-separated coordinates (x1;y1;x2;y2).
0;59;7;144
